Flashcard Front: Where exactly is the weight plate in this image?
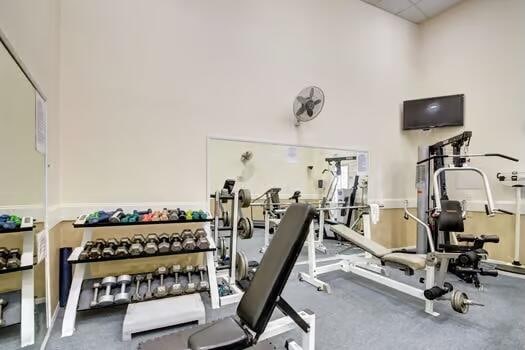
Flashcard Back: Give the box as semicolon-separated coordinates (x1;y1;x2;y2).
219;236;227;260
236;251;249;281
238;217;254;239
222;211;230;227
451;290;469;314
238;189;252;208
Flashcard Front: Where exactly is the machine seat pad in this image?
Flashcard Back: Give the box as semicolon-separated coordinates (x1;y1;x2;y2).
331;224;392;257
437;200;464;232
188;317;250;350
382;253;427;271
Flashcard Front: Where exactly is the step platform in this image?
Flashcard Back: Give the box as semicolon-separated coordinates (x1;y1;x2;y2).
122;293;205;341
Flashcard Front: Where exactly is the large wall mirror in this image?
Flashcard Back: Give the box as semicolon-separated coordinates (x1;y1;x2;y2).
0;35;47;348
207;137;369;260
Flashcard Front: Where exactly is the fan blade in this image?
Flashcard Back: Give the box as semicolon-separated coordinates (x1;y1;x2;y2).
296;96;306;104
295;105;306;117
307;109;314;117
314;99;322;105
309;87;314;98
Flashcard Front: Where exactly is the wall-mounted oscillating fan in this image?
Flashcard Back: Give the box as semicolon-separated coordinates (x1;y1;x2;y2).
293;86;325;126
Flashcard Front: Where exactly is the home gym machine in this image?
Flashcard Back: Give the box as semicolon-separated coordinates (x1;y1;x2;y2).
494;171;525;274
415;131;519;287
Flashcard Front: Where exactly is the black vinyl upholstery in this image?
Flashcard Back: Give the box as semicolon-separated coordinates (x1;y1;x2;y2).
237;203;315;334
437;200;464;232
187;203;315;350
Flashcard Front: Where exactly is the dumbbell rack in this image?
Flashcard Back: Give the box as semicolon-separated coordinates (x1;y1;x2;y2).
61;214;220;338
211;190;244;306
0;225;35;347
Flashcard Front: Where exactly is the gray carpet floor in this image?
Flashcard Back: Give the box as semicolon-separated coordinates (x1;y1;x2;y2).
20;229;525;349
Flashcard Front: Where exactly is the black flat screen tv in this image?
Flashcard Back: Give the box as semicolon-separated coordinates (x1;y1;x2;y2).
403;94;464;130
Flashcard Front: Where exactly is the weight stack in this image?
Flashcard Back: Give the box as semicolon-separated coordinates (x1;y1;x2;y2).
59;247;73;307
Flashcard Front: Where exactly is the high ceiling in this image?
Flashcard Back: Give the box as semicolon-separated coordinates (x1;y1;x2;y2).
362;0;464;23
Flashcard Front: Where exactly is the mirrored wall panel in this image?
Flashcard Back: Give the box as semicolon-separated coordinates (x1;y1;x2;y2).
0;39;47;348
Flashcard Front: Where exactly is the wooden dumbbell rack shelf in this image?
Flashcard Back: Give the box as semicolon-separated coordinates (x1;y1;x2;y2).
0;224;36;347
62;212;220;338
0;264;33;275
75;271;209;312
0;226;34;234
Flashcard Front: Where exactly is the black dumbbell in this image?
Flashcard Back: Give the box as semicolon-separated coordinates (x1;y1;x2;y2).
79;241;94;260
194;229;210;249
170;233;183;252
144;234;159;255
158;233;171;253
181;230;196;251
0;247;8;269
0;298;8;327
102;238;119;257
7;249;21;268
88;239;107;259
129;234;145;256
115;237;131;256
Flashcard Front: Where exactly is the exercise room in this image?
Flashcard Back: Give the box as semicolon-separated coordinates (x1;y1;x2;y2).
0;0;524;349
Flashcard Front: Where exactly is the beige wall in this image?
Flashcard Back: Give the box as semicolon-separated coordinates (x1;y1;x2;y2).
416;0;525;206
58;0;419;205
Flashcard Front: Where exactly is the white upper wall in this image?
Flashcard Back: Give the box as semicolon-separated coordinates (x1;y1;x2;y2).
59;0;420;205
417;0;525;204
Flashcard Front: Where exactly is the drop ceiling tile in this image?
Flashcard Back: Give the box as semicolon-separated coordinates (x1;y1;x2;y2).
398;5;427;23
416;0;462;17
377;0;414;14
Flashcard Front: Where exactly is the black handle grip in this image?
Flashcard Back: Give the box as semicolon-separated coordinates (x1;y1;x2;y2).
485;153;519;162
496;208;514;215
484;204;490;216
480;269;498;277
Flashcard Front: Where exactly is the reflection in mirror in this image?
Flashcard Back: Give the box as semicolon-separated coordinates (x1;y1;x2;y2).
208;137;369;261
0;39;47;348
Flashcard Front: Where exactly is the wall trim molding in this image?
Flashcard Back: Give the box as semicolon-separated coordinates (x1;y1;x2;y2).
46;199;524;224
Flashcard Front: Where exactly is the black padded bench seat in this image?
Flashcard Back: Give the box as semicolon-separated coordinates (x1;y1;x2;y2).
138;203;316;350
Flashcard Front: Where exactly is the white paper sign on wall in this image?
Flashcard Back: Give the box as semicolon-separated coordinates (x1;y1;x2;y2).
357;152;369;175
287;146;298;163
35;92;47;155
36;230;47;264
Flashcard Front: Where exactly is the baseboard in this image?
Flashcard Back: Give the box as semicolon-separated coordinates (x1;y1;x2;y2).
41;302;59;350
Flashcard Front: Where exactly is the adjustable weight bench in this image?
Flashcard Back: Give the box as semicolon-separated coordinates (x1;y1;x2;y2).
331;225;428;272
139;203;317;350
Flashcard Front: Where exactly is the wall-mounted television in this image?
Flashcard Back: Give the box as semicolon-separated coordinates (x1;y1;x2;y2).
403;94;464;130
